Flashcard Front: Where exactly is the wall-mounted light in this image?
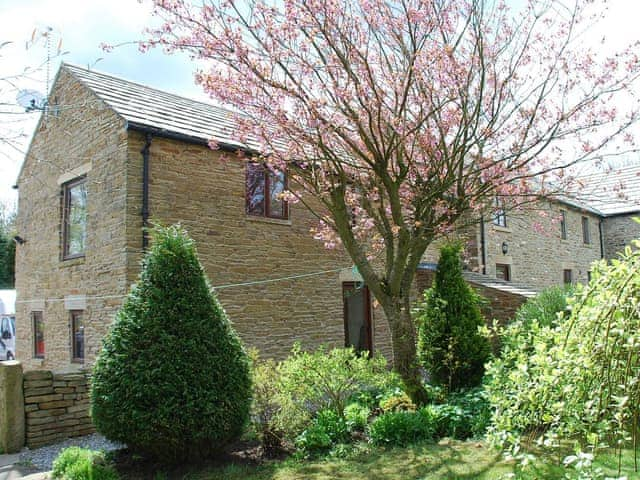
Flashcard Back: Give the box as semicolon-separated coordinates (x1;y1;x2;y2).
13;235;26;245
501;241;508;255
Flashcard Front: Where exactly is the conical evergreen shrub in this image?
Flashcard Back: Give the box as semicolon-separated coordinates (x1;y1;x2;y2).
91;225;251;463
416;243;490;392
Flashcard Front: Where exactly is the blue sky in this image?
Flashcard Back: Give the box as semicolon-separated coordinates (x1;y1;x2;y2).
0;0;638;208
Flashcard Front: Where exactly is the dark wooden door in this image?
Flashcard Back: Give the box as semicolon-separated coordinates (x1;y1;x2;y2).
342;282;372;355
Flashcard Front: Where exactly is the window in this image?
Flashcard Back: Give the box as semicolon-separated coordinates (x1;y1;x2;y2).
70;310;84;362
246;163;288;219
560;210;567;240
492;198;507;227
32;312;44;358
62;177;87;259
563;269;573;284
496;264;511;281
582;216;590;244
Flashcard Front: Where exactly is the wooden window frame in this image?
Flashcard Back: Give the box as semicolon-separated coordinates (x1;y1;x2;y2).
342;282;373;356
70;310;85;363
492;198;507;228
245;163;289;220
563;269;573;285
582;216;591;244
32;311;44;359
496;263;511;281
560;210;567;240
62;176;87;260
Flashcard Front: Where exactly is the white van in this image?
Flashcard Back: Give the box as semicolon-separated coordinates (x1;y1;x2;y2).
0;315;15;360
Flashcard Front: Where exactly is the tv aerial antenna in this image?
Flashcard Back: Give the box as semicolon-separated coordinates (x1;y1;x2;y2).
16;26;62;114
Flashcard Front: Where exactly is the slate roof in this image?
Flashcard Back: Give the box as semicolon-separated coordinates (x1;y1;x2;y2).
417;263;539;298
64;63;255;151
572;163;640;216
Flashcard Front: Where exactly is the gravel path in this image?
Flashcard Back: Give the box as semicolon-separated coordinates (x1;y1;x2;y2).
19;434;123;471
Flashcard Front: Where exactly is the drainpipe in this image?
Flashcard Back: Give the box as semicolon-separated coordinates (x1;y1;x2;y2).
141;133;152;250
598;218;605;259
479;214;487;275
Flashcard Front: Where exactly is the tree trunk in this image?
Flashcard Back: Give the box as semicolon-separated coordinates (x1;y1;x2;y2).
383;298;430;406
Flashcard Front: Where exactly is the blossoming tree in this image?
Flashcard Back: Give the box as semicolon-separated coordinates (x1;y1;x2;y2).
143;0;639;402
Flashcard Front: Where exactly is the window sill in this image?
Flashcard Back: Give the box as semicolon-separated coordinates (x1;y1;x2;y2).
245;215;292;226
60;256;86;268
491;225;511;233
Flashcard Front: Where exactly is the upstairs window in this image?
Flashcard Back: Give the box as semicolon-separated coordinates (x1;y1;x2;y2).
560;210;567;240
492;198;507;227
582;216;591;244
246;163;288;220
62;177;87;259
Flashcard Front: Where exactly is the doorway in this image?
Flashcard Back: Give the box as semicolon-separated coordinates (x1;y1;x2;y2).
342;282;372;355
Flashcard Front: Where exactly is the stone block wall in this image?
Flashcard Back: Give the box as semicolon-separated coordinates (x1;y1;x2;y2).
478;202;602;289
15;66;130;371
602;214;640;259
23;370;93;448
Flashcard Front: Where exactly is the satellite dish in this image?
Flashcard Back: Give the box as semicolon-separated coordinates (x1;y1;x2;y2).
16;89;46;112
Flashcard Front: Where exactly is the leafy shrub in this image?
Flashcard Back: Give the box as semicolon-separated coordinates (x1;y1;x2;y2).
249;350;284;456
91;225;252;463
344;403;370;431
295;424;332;454
488;240;640;463
485;286;573;439
295;410;349;455
52;447;118;480
415;243;491;392
447;387;491;438
379;389;416;413
368;410;435;446
513;285;572;331
275;345;391;438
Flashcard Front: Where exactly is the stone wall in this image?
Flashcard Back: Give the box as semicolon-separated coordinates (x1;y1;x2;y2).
602;214;640;259
15;67;135;370
478;202;602;289
23;370;93;449
0;361;25;453
126;132;394;361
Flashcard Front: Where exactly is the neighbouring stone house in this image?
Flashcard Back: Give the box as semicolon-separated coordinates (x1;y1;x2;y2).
14;64;640;371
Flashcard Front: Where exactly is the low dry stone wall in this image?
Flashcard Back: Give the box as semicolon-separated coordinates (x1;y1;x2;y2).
23;370;94;448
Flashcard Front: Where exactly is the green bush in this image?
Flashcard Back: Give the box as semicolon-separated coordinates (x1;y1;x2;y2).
415;243;491;392
249;350;284;456
407;388;490;441
447;387;491;438
368;410;435;446
52;447;118;480
344;403;370;431
487;240;640;462
379;389;416;413
91;225;251;463
295;410;349;454
275;345;391;438
484;286;573;439
295;424;332;454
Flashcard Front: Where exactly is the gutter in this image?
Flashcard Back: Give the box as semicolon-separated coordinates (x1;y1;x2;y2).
141;133;152;250
127;122;257;155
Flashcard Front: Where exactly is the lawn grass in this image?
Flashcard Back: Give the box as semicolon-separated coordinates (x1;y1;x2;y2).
185;441;639;480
